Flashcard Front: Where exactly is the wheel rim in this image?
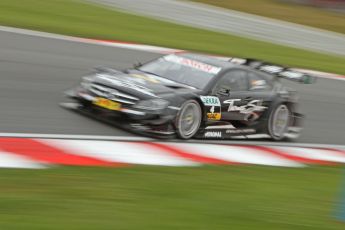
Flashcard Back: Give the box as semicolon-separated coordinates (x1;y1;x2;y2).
271;105;289;139
178;102;201;138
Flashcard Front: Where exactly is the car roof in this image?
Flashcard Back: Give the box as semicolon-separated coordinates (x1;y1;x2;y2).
177;52;277;82
177;52;239;69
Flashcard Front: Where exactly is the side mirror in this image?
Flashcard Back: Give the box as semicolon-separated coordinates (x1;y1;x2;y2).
217;86;230;96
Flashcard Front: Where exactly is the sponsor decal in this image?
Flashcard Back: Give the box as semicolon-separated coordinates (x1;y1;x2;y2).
223;99;267;114
207;112;221;120
204;131;222;138
93;97;121;111
200;96;221;106
164;55;221;74
225;129;256;134
130;123;150;131
201;96;221;120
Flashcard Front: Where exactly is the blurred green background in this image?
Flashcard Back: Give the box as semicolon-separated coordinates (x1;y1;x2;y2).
191;0;345;33
0;0;344;74
0;166;344;230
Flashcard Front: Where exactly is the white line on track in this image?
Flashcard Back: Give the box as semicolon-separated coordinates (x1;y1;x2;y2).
0;132;152;141
0;26;182;54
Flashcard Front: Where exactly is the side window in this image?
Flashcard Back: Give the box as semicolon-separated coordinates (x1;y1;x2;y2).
248;72;272;91
213;70;248;94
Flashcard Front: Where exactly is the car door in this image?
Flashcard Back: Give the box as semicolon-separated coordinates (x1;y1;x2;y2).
212;69;252;121
244;70;275;121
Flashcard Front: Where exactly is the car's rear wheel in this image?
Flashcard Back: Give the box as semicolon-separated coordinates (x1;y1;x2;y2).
175;100;202;139
267;104;290;141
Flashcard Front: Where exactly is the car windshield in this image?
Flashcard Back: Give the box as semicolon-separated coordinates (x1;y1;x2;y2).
138;55;222;89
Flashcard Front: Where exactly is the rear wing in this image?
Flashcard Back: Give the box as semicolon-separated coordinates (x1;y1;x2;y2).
227;57;316;84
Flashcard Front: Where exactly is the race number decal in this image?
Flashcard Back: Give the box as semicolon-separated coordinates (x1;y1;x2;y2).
201;96;221;120
200;96;220;106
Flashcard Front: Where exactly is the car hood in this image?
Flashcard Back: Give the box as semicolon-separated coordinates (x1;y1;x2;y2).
92;70;198;99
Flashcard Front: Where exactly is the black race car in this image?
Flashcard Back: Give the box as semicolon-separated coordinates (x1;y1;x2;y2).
62;53;315;140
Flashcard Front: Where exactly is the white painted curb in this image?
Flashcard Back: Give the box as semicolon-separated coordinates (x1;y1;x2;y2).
0;135;344;169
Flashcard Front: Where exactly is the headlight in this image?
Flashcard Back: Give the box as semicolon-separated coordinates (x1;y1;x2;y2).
133;99;169;110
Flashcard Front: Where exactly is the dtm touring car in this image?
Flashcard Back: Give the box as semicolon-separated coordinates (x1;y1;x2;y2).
62;53;315;140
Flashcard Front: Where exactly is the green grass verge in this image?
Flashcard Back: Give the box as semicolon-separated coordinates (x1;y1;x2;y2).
191;0;345;34
0;166;344;229
0;0;344;74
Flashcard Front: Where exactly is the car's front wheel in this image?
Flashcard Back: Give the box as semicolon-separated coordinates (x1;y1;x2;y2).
267;104;290;141
175;100;202;139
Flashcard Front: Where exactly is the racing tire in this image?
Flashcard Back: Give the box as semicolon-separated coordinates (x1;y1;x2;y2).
175;100;202;139
267;104;290;141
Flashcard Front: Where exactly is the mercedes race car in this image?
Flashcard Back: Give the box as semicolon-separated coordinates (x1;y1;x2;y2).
62;53;315;140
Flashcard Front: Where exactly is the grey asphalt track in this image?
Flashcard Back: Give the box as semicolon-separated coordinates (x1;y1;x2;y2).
88;0;345;57
0;30;158;136
0;30;344;144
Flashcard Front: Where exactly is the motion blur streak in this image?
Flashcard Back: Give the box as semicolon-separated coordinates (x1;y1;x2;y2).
1;137;344;169
88;0;345;56
0;138;120;166
239;145;333;165
0;150;45;169
141;142;235;164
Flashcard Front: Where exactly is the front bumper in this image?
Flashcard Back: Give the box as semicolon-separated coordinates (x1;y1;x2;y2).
63;89;178;137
